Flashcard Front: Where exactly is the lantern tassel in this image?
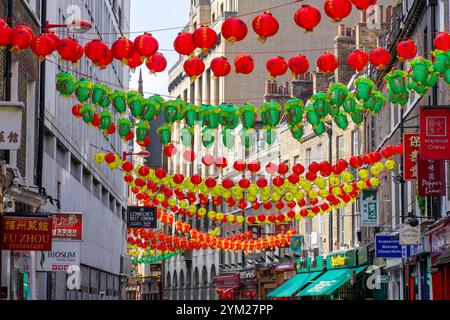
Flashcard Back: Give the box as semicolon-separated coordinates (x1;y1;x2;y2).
257;36;267;44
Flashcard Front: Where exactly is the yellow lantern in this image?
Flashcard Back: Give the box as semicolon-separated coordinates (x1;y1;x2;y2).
95;153;105;165
385;160;396;170
343;184;353;194
207;211;216;219
261;193;270;202
168;198;177;207
358;169;369;179
179;200;188;209
319;189;330;199
216;212;224;220
156;193;166;202
356;180;366;190
332;187;342;197
308;190;318;200
236;216;245;224
315;177;327;189
227;214;236;223
284;192;294;202
329;175;341;187
271;193;281;202
188;205;197;214
370;177;380;187
198;208;206;217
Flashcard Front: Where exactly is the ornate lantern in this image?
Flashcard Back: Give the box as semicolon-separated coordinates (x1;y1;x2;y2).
110;90;128;114
56;72;76;97
219;104;239;129
294;4;321;32
127;91;145;118
285;98;304;126
317;52;339;73
162;100;181;124
328;83;349;107
157;124;172;145
134;33;159;57
266;56;288;78
99;110;113;130
252;11;279;43
288;54;309;78
210;56;231;77
354;77;375;102
221;17;248;43
80;104;95;124
192;25;217;53
260;101;282;130
146;53;167;73
200;105;220;129
239;104;257;130
135;121;150;142
234;54;254;74
75;78;93;103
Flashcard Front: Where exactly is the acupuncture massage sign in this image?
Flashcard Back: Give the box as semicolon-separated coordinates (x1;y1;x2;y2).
1;216;53;251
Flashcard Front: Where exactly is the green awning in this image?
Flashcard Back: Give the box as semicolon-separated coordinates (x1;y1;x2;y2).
297;266;368;297
267;272;322;298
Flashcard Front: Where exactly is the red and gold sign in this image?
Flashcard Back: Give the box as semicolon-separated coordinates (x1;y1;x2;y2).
403;133;420;180
420;106;450;160
1;216;53;251
52;213;83;241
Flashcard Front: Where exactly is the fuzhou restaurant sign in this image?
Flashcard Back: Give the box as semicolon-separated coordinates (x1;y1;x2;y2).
1;216;53;251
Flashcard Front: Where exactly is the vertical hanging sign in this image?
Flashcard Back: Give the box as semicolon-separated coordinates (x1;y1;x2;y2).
419;106;450;160
417;157;446;196
403;133;420;180
361;189;379;227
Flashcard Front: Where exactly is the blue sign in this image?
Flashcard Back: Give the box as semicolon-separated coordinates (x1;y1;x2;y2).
290;235;303;254
376;234;411;258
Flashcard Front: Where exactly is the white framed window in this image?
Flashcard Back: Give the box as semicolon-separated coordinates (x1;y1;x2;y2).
306;148;312;167
352;130;360;155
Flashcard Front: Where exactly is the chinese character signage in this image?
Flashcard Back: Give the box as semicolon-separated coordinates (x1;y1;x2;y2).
399;224;421;245
289;235;303;254
0;104;22;150
1;216;52;251
52;213;83;241
417;157;446;196
361;189;379;227
403;133;421;180
37;241;80;272
420;106;450;160
127;206;157;229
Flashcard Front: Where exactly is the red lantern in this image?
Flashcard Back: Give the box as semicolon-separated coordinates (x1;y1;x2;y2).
124;130;134;142
215;156;228;169
10;24;35;53
164;143;177;157
252;11;279;43
396;40;417;61
70;42;84;64
0;20;12;48
288;173;300;184
317;52;339;73
210;56;231;77
324;0;353;22
294;4;321;32
138;166;150;177
122;161;134;172
288;54;309;78
184;56;205;80
71;104;82;118
247;161;261;173
309;162;321;174
193;25;218;53
104;153;116;164
351;0;376;10
239;178;251;189
221;17;248;43
124;175;134;183
85;39;110;66
300;209;309;217
395;143;403;155
264;201;273;210
266;56;288;78
126;51;144;69
222;179;234;189
191;174;202;185
347;49;369;72
349;156;363;169
362;154;372;165
107;123;116;135
305;171;317;182
266;162;278;175
234;54;254;75
233;160;246;172
155;168;166;179
146;53;167;73
205;178;217;189
369;48;391;70
256;177;268;188
92;113;100;127
183;149;196;162
202;154;215;166
278;163;289;175
134;33;159;57
96;47;113;69
173;174;185;185
173;32;196;56
434;32;450;51
292;164;305;175
337;159;349;171
111;37;134;62
273;176;285;187
31;33;55;61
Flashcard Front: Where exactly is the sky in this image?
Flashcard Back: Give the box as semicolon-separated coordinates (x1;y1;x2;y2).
128;0;191;96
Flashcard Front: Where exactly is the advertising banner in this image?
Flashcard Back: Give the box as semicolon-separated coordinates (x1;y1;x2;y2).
37;241;80;272
361;189;379;227
417;158;446;196
403;133;420;180
289;235;303;254
419;106;450;160
52;213;83;241
1;216;52;251
127;206;157;229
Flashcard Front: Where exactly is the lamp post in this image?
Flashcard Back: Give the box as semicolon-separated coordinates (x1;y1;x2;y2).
122;151;151;162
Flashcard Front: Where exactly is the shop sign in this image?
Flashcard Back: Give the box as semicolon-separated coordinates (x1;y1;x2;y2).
1;216;52;251
0;104;22;150
127;206;157;229
52;213;83;241
431;225;450;257
403;133;420;180
376;234;411;258
358;246;368;265
37;241;80;272
417;158;446;196
399;224;421;245
326;250;356;269
419;106;450;160
289;235;302;254
361;189;379;227
216;274;240;288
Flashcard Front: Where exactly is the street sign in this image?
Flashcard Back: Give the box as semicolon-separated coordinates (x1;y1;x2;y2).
361;189;379;227
127;206;157;229
399;224;421;245
375;234;410;258
289;235;302;254
420;106;450;160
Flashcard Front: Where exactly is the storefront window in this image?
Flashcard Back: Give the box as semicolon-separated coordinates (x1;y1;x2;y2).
10;252;32;300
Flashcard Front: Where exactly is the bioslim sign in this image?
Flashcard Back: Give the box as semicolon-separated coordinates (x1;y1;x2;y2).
37;241;80;272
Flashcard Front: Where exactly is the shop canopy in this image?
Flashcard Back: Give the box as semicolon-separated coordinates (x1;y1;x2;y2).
267;271;322;298
297;266;367;297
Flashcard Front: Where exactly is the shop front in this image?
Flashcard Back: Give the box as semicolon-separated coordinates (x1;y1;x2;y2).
215;273;240;300
297;249;369;300
405;236;431;300
426;217;450;300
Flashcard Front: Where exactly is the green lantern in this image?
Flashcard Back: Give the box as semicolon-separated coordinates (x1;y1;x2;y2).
118;118;132;138
200;105;219;129
407;75;428;96
265;129;277;145
80;104;95;124
92;84;110;107
201;128;215;148
127;91;145;118
289;123;304;141
409;57;432;84
310;92;330;118
75;78;93;103
343;93;356;113
180;126;194;147
99;110;113;130
364;91;386;114
238;104;257;130
444;68;450;85
383;69;407;95
135;121;150;141
334;113;348;130
426;71;438;88
222;129;235;148
313;122;325;135
157;124;172;145
260;101;282;129
329;104;341;118
354;77;374;102
144;96;163;122
350;112;364;125
396;91;410;107
431;50;449;76
219;104;239;129
284;98;304;125
56;72;76;97
110;90;127;114
180;103;199;127
328;83;349;107
306;105;320;127
239;129;254;148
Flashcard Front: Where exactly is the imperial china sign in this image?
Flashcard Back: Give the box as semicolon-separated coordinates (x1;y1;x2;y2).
1;216;53;251
419;106;450;160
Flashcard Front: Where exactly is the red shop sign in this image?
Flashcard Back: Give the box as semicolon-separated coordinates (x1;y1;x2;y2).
1;216;53;251
420;106;450;160
52;212;83;241
403;133;420;180
417;157;446;196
